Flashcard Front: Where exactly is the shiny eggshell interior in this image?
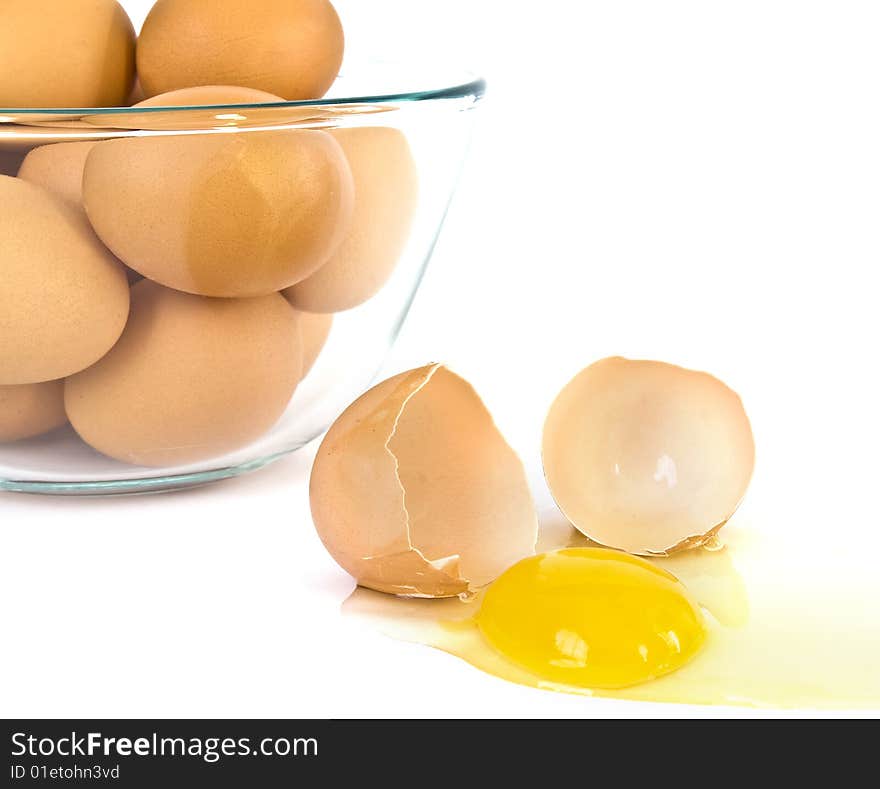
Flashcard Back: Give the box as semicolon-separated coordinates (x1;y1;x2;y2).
543;357;755;555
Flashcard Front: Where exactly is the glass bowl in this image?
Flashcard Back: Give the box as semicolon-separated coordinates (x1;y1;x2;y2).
0;64;485;495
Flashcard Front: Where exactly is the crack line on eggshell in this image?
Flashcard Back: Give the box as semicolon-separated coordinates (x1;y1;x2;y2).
380;362;467;591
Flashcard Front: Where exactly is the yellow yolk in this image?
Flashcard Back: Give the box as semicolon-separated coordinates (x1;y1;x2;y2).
476;548;707;689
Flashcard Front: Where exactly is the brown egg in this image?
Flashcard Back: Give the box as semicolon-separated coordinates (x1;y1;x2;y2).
310;364;538;597
134;86;286;108
84;85;289;131
0;176;130;385
0;381;67;442
18;142;142;285
281;292;332;378
82;130;354;297
65;280;302;467
137;0;344;101
0;0;135;108
543;357;756;556
286;127;419;313
18;142;98;210
294;311;333;378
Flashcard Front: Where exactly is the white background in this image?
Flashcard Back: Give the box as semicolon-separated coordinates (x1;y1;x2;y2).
2;0;879;718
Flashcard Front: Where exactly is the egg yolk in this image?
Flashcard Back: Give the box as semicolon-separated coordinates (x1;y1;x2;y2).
476;548;707;689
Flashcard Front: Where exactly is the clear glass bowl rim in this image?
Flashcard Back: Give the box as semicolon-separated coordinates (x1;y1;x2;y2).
0;76;486;116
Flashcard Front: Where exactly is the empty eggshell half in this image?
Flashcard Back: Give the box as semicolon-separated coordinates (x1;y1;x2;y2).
136;0;344;101
0;176;130;385
310;364;538;597
65;280;303;467
82;130;354;297
285;127;419;314
542;357;756;556
0;381;67;442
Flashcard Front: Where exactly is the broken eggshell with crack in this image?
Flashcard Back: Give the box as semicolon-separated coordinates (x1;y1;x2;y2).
310;364;538;597
542;357;755;556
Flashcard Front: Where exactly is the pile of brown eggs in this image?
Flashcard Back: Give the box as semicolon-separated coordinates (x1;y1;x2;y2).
0;0;418;467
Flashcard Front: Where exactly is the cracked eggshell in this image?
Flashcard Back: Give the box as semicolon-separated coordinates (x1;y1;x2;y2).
0;381;67;442
65;280;303;467
0;0;135;108
137;0;344;101
285;127;418;314
0;176;130;385
82;129;354;297
542;357;755;556
310;364;538;597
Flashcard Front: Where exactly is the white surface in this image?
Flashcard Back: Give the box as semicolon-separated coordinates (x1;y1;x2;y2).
2;0;880;718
